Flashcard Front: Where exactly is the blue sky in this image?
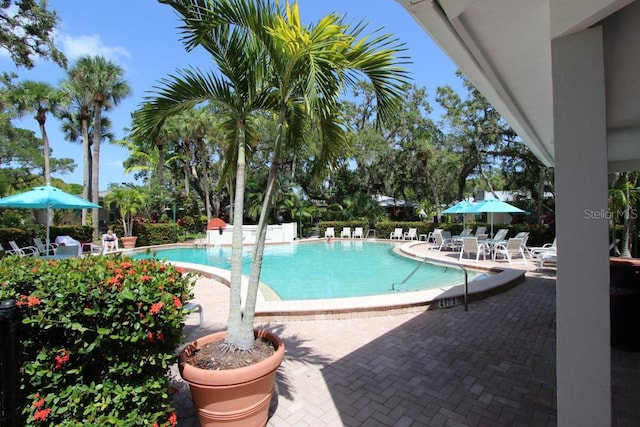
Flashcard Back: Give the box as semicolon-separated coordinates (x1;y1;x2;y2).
4;0;461;190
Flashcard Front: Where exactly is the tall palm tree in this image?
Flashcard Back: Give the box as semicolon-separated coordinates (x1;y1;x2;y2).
59;70;93;223
147;0;408;350
11;80;66;185
67;56;131;238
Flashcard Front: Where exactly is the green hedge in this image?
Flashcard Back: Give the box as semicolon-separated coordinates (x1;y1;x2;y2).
0;255;195;425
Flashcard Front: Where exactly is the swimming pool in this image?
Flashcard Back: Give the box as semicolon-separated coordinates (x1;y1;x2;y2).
133;241;483;301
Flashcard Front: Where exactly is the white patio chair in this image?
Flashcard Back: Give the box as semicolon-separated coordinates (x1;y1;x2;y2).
340;227;351;238
404;228;418;240
528;238;556;259
538;250;557;268
33;238;58;256
8;240;38;257
389;228;403;240
1;243;17;256
473;226;487;236
493;238;527;264
459;237;489;263
324;227;335;239
431;230;456;251
352;227;364;239
425;228;443;243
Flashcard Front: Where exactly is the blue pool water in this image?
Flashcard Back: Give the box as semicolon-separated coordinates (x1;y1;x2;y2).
133;241;481;300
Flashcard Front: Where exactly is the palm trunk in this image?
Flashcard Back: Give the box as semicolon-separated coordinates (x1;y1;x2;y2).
91;104;103;241
40;121;51;184
226;122;248;348
81;115;90;225
237;114;286;349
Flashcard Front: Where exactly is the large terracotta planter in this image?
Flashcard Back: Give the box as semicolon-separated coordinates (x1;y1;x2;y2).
120;236;137;249
178;330;285;426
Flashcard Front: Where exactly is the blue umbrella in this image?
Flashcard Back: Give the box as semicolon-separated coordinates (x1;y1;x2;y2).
466;198;524;236
442;200;475;228
0;185;100;247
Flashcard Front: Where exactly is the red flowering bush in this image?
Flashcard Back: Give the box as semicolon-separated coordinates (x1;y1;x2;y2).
0;255;195;426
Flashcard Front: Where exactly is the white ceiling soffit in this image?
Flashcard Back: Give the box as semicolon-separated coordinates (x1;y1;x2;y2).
397;0;639;171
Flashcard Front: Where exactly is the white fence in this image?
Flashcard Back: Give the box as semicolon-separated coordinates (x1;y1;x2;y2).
206;222;297;246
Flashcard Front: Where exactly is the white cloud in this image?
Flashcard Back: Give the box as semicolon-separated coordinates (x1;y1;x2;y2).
60;34;130;63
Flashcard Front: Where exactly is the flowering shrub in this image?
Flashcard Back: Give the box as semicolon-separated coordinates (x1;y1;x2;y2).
0;255;195;426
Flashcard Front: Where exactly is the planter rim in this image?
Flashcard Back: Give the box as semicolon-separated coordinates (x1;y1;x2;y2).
179;329;285;386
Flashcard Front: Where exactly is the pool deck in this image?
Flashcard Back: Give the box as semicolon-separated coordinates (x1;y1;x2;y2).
172;240;534;321
171;239;640;426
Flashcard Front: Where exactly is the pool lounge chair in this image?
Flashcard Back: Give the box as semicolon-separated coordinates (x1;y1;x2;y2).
9;240;38;257
33;238;58;256
324;227;335;239
404;228;418;240
352;227;364;239
102;233;119;253
473;226;487;236
528;238;556;259
538;250;557;268
340;227;351;238
389;228;403;240
1;243;17;256
431;230;456;251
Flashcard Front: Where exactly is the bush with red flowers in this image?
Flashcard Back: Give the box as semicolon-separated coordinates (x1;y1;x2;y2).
0;255;195;426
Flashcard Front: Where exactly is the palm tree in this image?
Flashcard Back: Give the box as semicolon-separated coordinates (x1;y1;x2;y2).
11;80;66;185
59;69;93;224
67;56;131;239
146;0;408;350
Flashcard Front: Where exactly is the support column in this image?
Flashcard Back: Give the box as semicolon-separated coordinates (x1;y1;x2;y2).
552;27;611;426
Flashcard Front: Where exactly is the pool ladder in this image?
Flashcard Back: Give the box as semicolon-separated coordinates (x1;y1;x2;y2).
392;257;470;311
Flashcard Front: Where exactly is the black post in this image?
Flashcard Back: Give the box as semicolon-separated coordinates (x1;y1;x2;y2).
0;299;20;427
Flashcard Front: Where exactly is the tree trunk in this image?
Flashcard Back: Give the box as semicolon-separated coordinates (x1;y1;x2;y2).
226;122;247;348
535;168;545;225
91;103;103;242
81;114;91;225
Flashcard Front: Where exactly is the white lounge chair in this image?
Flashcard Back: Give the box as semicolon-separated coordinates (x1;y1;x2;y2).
459;237;488;263
404;228;418;240
431;230;456;251
473;226;487;236
538;250;557;268
1;243;17;256
102;232;119;253
324;227;335;239
9;240;38;257
528;238;556;259
33;238;58;256
425;228;442;243
340;227;351;238
493;238;527;264
389;228;403;240
352;227;364;239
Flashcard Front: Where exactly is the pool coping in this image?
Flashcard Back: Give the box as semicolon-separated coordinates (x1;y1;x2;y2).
137;240;526;321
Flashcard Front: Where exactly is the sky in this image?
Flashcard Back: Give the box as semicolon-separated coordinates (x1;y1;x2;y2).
3;0;462;191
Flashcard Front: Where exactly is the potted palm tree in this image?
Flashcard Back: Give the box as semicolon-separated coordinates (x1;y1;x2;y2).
103;184;148;249
140;0;408;425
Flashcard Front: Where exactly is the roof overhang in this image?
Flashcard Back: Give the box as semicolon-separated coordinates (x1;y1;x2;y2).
397;0;640;172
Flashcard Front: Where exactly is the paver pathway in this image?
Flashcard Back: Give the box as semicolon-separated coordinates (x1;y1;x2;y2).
171;255;639;426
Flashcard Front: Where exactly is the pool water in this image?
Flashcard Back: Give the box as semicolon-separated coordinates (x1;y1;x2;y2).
133;241;481;300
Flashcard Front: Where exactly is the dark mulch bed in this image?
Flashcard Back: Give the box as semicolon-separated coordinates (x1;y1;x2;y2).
191;336;276;370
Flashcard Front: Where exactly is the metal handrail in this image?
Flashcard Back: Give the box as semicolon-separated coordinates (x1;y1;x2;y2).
392;256;470;311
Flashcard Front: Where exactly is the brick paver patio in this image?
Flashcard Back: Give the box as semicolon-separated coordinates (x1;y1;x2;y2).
171;250;640;426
